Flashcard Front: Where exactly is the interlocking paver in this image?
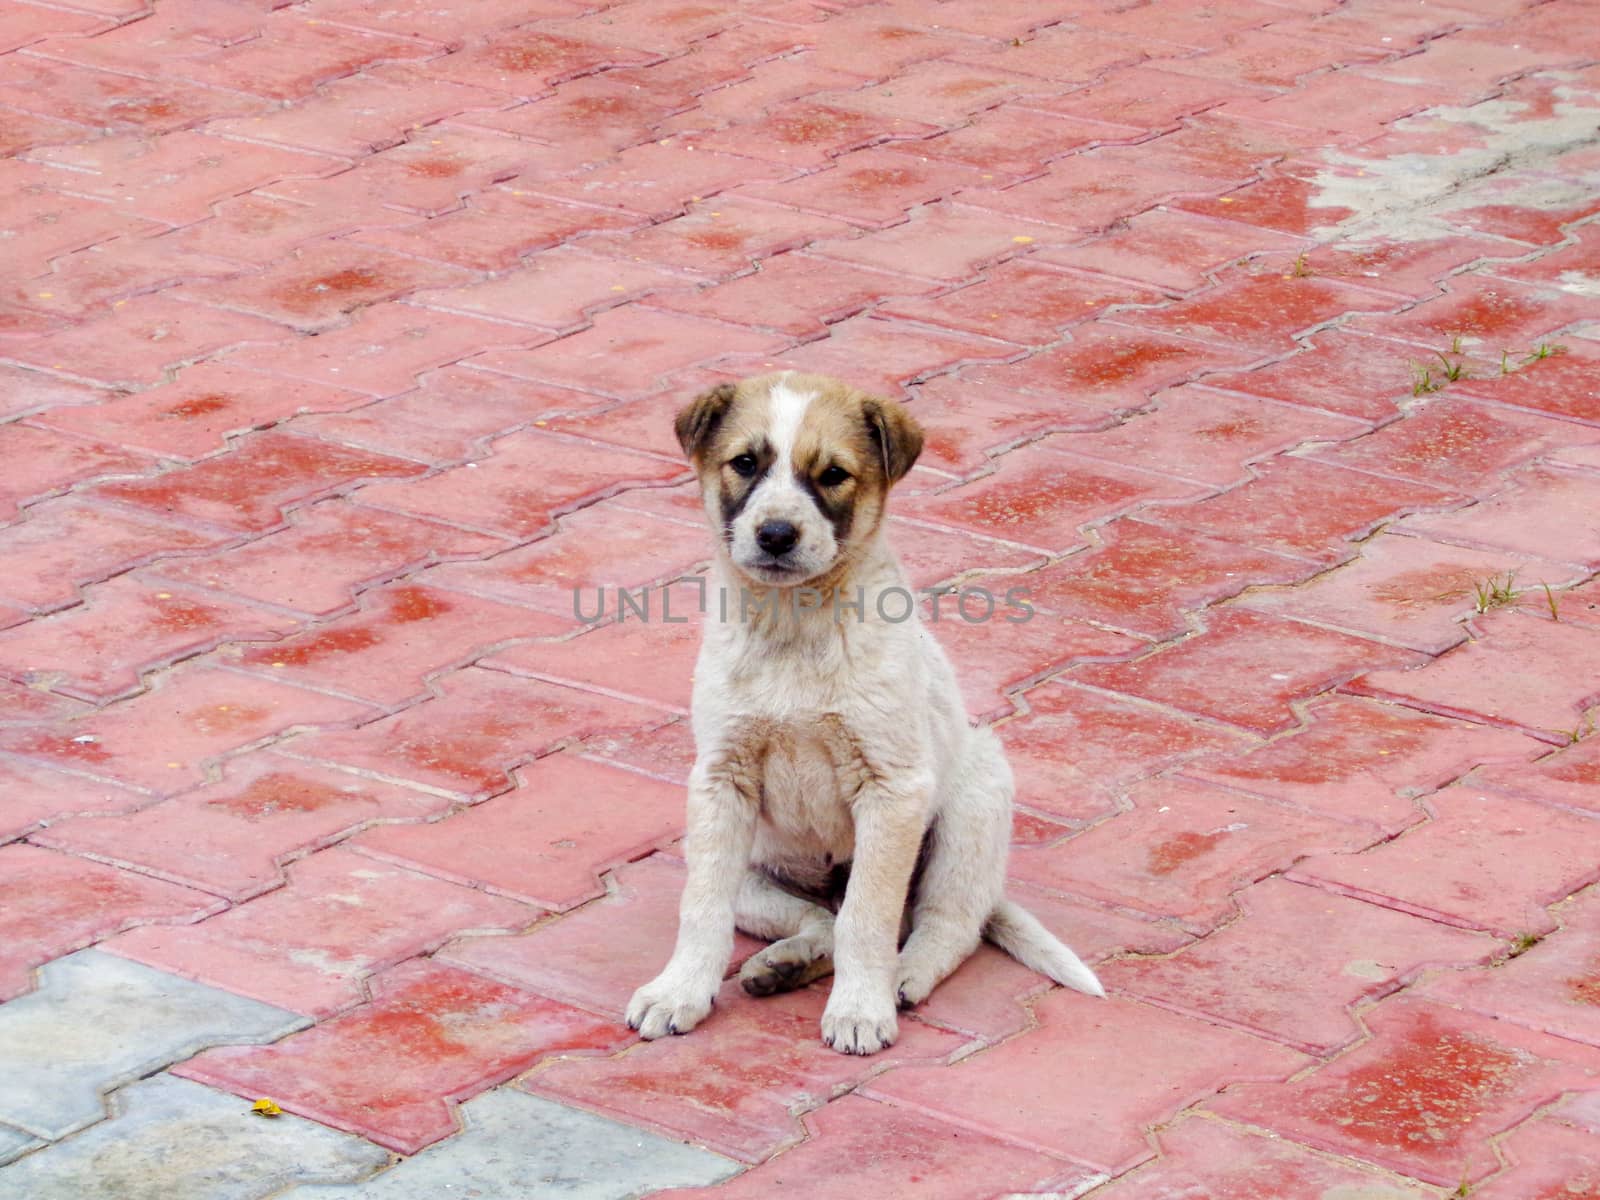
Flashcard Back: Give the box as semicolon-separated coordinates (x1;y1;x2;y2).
7;6;1600;1195
277;1087;736;1198
1209;997;1600;1187
109;845;537;1017
0;950;306;1140
0;1074;389;1200
179;957;624;1154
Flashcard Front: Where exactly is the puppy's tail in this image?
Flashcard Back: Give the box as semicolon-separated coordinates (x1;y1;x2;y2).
984;898;1106;998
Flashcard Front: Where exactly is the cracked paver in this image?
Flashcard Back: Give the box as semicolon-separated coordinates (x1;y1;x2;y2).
4;0;1600;1195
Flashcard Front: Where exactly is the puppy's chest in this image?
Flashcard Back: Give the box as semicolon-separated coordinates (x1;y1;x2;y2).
757;726;861;861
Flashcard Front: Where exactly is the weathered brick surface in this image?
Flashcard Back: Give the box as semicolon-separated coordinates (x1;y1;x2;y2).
6;4;1599;1193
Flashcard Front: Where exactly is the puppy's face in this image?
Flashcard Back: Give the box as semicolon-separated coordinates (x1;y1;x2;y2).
674;373;923;587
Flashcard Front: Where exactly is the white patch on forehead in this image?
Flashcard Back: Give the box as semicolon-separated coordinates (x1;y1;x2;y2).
766;379;815;468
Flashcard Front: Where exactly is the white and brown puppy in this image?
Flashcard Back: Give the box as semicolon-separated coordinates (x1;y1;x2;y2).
627;371;1103;1055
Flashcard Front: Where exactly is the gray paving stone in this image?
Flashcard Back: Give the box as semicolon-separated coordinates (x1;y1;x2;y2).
0;950;308;1140
280;1088;739;1199
0;1124;43;1167
0;1074;390;1200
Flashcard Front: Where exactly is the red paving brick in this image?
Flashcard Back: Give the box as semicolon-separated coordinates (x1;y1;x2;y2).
8;4;1600;1190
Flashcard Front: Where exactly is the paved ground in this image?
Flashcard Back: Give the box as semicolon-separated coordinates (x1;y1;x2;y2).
2;0;1599;1195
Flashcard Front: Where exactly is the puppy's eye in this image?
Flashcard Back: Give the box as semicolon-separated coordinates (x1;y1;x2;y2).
729;453;758;477
818;465;850;487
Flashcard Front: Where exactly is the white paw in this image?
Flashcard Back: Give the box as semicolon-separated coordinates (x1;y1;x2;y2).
894;962;937;1010
625;978;714;1040
821;989;899;1055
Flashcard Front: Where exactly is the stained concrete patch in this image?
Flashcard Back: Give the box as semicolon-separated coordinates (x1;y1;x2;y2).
1308;82;1600;241
0;950;308;1140
0;1075;389;1200
279;1088;740;1198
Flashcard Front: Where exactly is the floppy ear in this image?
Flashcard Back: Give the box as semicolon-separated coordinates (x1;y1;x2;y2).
673;382;737;463
862;397;924;485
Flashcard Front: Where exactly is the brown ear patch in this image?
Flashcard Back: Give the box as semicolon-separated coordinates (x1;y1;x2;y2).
862;397;924;484
674;382;738;463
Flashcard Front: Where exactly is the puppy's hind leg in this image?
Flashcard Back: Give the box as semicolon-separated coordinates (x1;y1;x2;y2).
893;729;1010;1009
735;870;835;997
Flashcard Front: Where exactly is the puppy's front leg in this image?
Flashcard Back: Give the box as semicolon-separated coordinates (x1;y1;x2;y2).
627;757;757;1039
822;774;929;1055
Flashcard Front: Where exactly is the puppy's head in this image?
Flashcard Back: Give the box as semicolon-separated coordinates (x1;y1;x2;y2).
674;373;923;587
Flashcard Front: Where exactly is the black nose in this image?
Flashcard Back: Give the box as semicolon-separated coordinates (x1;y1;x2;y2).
756;520;799;556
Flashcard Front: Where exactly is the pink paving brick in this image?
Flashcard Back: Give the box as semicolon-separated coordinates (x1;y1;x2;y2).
1219;70;1437;136
148;501;503;617
959;155;1215;233
806;202;1067;283
716;314;1015;400
180;243;474;332
1034;207;1308;294
410;248;690;331
1201;329;1429;422
36;754;448;901
1181;694;1541;833
1118;271;1392;352
166;190;414;268
1290;784;1600;937
1312;396;1587;499
0;499;230;615
223;302;538;395
733;147;988;229
1102;876;1494;1053
970;322;1250;415
8;238;243;320
0;842;220;1001
0;575;300;701
1456;338;1600;425
1008;775;1377;930
1347;275;1591;350
354;754;684;910
0;363;109;422
1017;519;1315;639
1350;610;1600;742
91;430;426;533
2;298;286;388
1247;234;1512;302
527;981;967;1163
882;516;1047;588
420;28;657;96
1073;608;1426;735
471;306;783;400
0;177;161;278
1470;737;1600;817
300;0;583;43
649;252;935;336
1088;1114;1436;1200
529;141;789;221
31;364;368;461
1046;385;1364;486
1471;1119;1600;1200
1145;456;1469;564
1423;885;1600;1048
579;196;854;276
821;60;1052;128
0;3;109;52
879;261;1165;345
1236;531;1578;652
1209;997;1600;1187
0;107;85;157
863;989;1306;1173
205;65;508;157
1039;65;1267;131
915;444;1207;553
109;845;535;1017
474;75;693;151
691;103;939;168
954;24;1150;84
0;57;263;133
1000;681;1254;824
290;366;599;465
905;374;1108;475
0;424;154;520
230;582;567;706
438;853;764;1017
357;430;684;538
0;755;146;842
0;665;373;792
420;500;707;617
800;10;973;76
656;1093;1089;1198
579;719;696;785
284;666;664;799
1160;165;1366;237
26;132;333;226
177;957;623;1153
910;108;1125;179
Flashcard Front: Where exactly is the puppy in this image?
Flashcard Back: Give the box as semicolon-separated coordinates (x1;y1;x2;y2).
627;372;1103;1055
